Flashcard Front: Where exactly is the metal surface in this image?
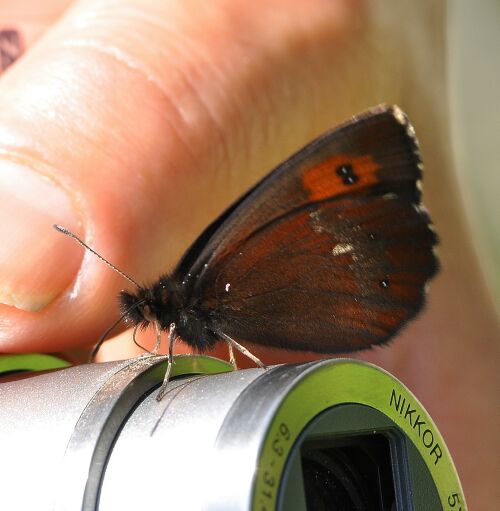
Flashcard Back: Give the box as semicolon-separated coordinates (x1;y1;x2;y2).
0;355;232;511
0;360;129;511
207;363;309;510
0;357;467;511
98;366;266;510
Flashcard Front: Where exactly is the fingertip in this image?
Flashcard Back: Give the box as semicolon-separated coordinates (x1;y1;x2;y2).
0;161;83;312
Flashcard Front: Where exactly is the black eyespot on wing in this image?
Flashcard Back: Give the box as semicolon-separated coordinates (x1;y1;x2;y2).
336;164;359;185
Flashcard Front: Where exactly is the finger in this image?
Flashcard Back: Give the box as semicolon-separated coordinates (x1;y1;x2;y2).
0;0;368;352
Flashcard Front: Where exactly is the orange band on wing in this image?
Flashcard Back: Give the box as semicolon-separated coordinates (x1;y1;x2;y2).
302;154;379;201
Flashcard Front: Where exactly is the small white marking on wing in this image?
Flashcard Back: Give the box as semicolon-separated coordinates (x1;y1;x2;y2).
225;283;231;292
332;243;353;256
309;210;325;233
382;192;397;201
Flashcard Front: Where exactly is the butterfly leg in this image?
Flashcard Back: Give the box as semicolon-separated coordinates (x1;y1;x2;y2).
132;323;156;357
89;338;105;362
156;322;176;401
219;332;267;370
151;321;162;355
89;321;124;362
227;342;238;370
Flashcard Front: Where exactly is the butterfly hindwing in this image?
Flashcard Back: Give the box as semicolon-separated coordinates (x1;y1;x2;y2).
201;195;437;352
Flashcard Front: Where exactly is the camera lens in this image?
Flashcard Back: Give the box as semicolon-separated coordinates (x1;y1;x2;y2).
301;434;395;511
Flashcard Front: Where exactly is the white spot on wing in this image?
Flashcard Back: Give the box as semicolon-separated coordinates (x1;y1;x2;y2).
382;192;397;201
309;210;325;233
332;243;353;256
225;283;231;292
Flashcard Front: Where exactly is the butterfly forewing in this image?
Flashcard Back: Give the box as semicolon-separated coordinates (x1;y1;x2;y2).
173;105;438;354
175;105;422;281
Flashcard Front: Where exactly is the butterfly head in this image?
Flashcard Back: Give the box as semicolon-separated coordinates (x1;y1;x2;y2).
120;287;161;328
119;277;176;330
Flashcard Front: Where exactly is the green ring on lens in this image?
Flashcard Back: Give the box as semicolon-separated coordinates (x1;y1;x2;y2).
254;359;467;511
0;353;71;374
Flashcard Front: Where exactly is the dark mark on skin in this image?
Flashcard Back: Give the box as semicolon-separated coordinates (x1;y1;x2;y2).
0;29;24;72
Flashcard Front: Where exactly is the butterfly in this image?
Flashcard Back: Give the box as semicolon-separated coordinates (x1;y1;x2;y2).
56;104;438;400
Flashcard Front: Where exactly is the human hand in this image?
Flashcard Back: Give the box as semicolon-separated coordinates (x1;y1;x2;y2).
1;1;498;507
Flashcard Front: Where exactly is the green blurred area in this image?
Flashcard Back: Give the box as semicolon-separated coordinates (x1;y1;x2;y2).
448;0;500;310
0;353;70;374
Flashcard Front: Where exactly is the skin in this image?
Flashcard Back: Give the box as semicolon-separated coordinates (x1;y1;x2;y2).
0;0;498;507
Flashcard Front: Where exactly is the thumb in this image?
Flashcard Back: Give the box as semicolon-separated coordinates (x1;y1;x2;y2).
0;0;367;352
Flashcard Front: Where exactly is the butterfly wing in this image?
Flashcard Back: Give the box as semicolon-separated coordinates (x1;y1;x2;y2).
174;105;438;352
175;104;421;279
203;195;437;352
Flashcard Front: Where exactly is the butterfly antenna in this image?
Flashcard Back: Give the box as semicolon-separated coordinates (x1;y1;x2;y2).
53;224;141;289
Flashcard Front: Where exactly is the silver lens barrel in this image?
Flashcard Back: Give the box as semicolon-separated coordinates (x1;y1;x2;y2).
0;356;467;510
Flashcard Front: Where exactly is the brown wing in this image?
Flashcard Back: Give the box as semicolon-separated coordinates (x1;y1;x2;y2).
175;105;438;353
174;105;422;281
203;195;437;352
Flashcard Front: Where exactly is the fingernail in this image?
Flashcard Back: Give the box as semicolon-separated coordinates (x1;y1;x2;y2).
0;161;83;311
